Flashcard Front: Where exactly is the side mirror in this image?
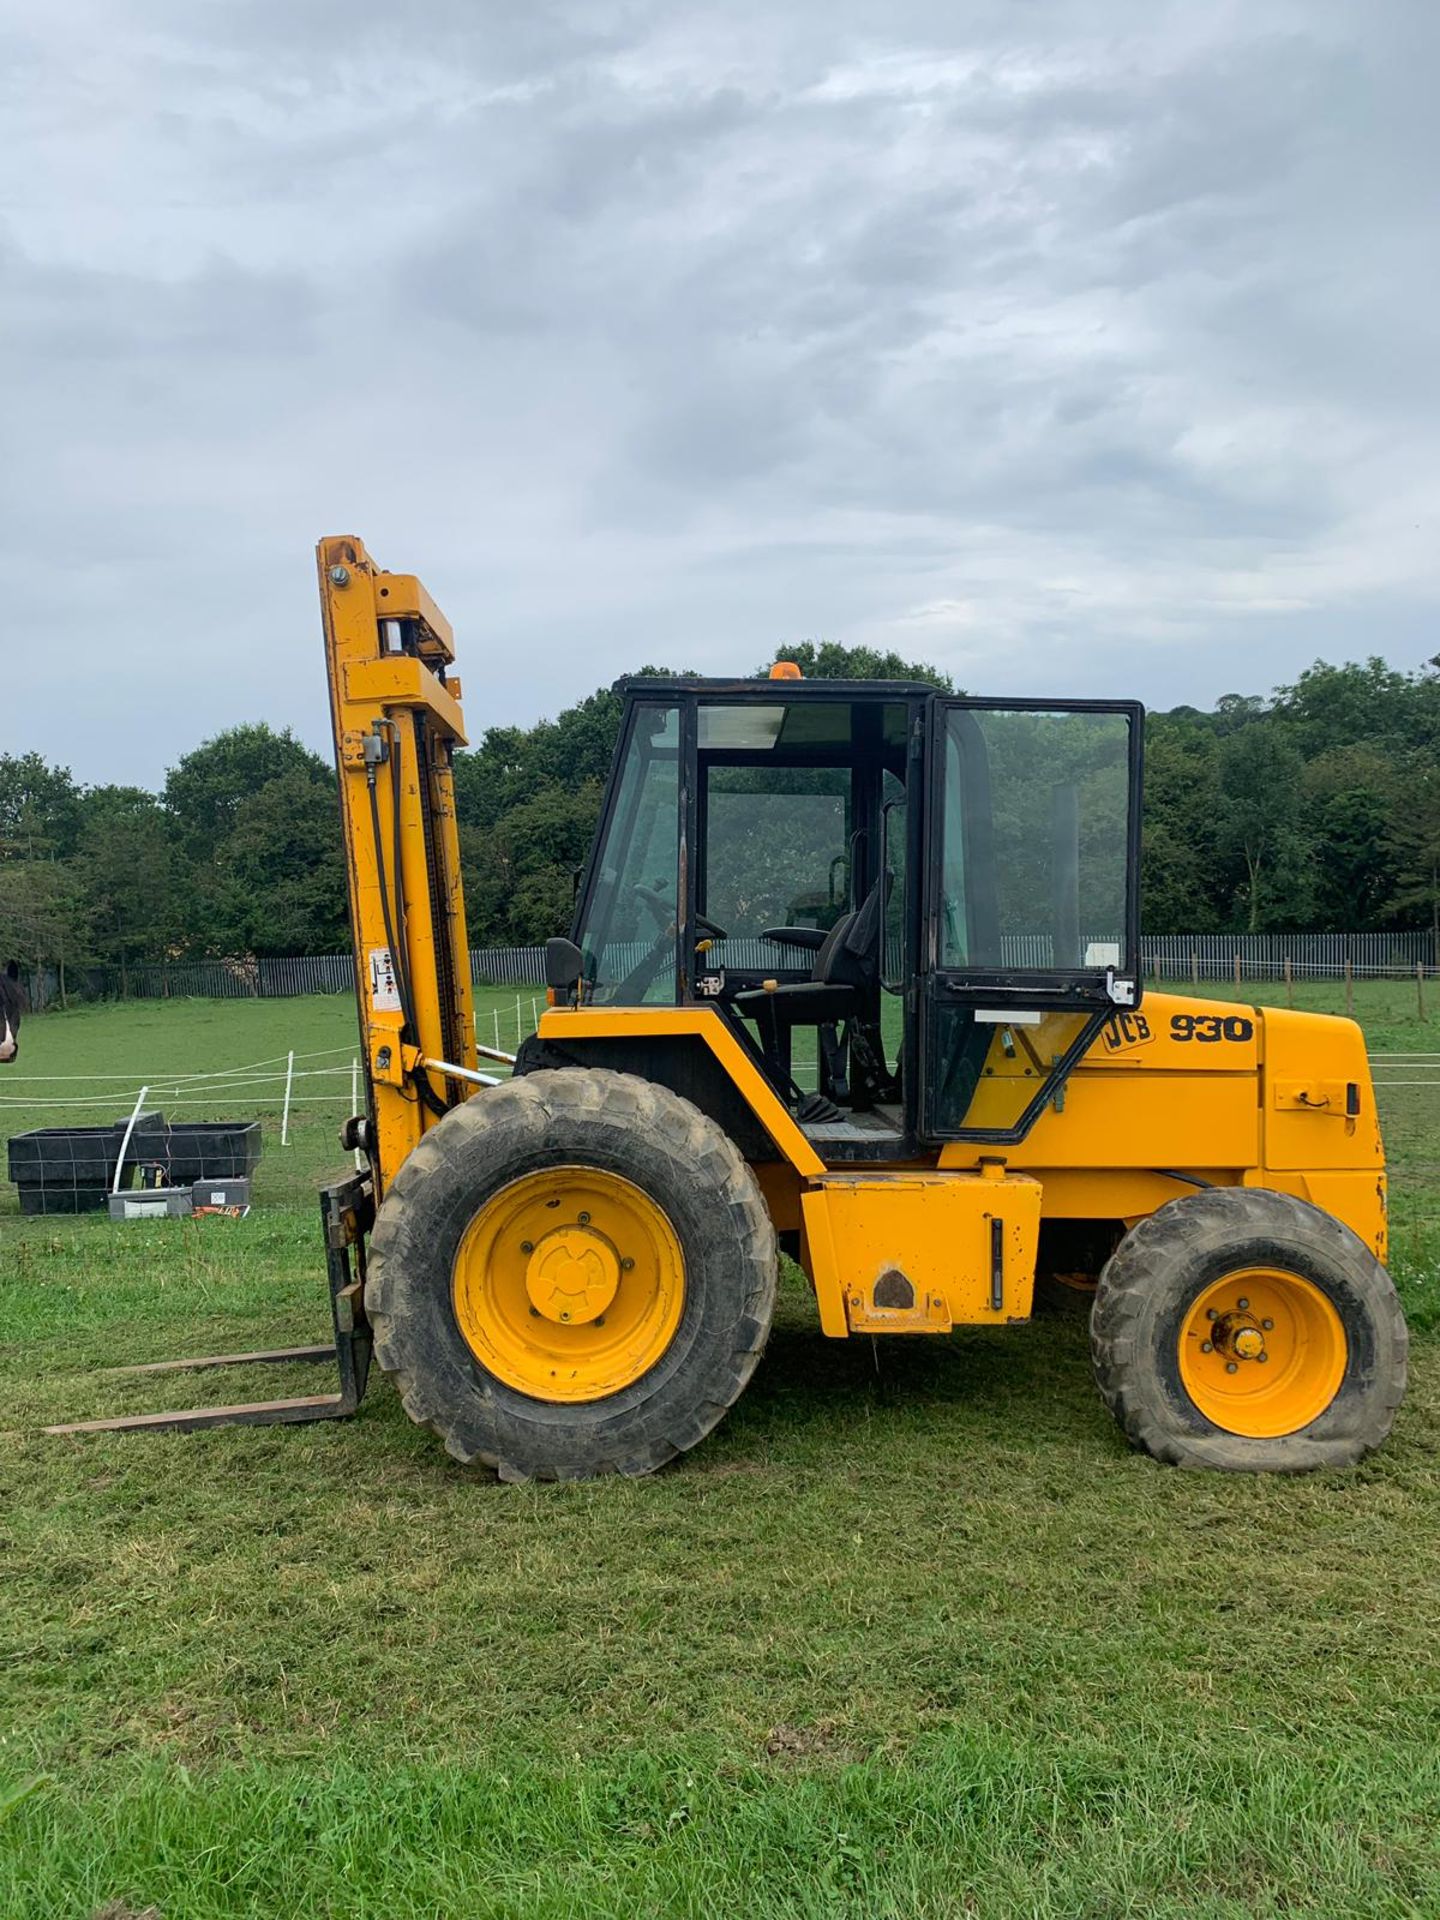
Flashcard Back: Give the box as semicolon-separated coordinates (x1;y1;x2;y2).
545;937;584;992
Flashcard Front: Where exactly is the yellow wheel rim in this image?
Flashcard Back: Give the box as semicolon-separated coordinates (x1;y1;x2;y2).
1178;1267;1347;1438
451;1166;685;1403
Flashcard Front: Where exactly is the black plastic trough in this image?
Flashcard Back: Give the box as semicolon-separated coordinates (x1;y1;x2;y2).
162;1121;263;1186
7;1115;263;1216
7;1113;169;1216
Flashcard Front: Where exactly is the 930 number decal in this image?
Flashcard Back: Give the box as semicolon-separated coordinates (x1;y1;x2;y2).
1171;1013;1253;1043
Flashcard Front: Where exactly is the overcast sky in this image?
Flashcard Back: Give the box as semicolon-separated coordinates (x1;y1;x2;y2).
4;1;1436;789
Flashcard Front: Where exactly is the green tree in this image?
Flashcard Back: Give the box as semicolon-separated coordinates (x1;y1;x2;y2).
74;786;185;985
1275;657;1418;754
165;725;332;845
0;858;85;1003
453;676;676;834
461;784;604;947
1385;764;1440;942
1301;746;1398;928
0;752;80;860
452;673;681;942
453;724;538;835
1140;722;1222;931
1213;728;1314;931
1211;693;1268;734
208;771;349;956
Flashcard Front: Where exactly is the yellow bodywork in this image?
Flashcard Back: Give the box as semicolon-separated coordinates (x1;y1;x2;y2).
802;1168;1042;1335
538;993;1385;1340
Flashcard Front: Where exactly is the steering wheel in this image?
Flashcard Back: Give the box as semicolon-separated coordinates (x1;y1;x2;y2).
632;884;728;941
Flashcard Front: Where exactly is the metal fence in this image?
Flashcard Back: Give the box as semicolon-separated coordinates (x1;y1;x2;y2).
31;954;358;1006
21;928;1439;1009
473;931;1440;987
1140;930;1439;983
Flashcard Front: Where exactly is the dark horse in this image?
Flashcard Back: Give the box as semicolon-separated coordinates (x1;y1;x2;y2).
1;962;22;1062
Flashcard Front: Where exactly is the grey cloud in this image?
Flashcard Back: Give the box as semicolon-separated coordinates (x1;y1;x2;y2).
1;1;1436;788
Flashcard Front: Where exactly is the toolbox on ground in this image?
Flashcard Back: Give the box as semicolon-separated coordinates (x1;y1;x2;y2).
107;1187;194;1221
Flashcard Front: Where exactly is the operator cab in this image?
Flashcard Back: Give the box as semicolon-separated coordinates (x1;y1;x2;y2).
567;675;1143;1160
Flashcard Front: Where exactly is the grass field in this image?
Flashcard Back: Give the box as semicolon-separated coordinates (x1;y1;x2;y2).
1;982;1438;1917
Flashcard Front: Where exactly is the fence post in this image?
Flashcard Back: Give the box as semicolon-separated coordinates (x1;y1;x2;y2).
1419;961;1427;1024
281;1049;295;1146
1190;950;1198;988
1284;955;1293;1008
1233;951;1241;995
1344;958;1353;1020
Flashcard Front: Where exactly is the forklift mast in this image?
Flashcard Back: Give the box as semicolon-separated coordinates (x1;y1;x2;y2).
316;534;480;1194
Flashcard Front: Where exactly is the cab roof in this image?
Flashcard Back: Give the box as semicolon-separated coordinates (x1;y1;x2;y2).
615;676;940;702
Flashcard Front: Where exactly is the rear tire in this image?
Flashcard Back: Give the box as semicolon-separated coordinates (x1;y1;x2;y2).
1090;1187;1406;1472
367;1068;777;1481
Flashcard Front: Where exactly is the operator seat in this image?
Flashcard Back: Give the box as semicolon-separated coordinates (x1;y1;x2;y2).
734;877;894;1111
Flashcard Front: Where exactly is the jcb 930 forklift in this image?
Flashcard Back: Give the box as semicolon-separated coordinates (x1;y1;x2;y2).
57;535;1405;1475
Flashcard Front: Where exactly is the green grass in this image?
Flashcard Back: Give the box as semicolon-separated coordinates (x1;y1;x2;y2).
1;982;1438;1917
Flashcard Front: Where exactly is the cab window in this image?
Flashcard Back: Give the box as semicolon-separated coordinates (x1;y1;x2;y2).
702;766;852;943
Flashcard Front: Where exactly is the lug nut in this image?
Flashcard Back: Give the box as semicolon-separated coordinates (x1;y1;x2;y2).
578;1211;591;1225
529;1306;540;1318
594;1316;605;1327
1206;1308;1218;1321
621;1257;635;1272
1262;1319;1274;1331
520;1240;534;1254
1257;1353;1269;1364
1226;1362;1239;1374
1237;1297;1250;1311
1201;1341;1213;1353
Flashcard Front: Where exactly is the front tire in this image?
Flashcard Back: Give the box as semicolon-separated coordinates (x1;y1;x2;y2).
366;1068;776;1481
1090;1188;1407;1472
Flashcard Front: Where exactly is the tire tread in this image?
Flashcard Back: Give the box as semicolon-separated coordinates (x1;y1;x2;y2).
1090;1187;1407;1472
368;1069;777;1481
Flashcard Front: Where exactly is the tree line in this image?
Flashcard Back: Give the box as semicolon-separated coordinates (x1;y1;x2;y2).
3;648;1437;992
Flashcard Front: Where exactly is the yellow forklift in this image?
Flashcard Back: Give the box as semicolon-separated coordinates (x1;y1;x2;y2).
54;535;1407;1476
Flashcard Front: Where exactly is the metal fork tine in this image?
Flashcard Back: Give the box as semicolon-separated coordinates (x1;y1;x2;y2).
103;1345;334;1377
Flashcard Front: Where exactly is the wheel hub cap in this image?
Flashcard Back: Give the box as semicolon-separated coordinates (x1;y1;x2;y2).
451;1165;686;1403
1228;1322;1266;1361
525;1226;621;1325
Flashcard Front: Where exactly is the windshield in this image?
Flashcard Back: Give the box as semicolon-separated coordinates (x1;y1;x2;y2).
574;703;680;1004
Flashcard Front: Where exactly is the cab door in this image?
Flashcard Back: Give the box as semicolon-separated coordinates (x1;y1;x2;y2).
919;698;1144;1143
